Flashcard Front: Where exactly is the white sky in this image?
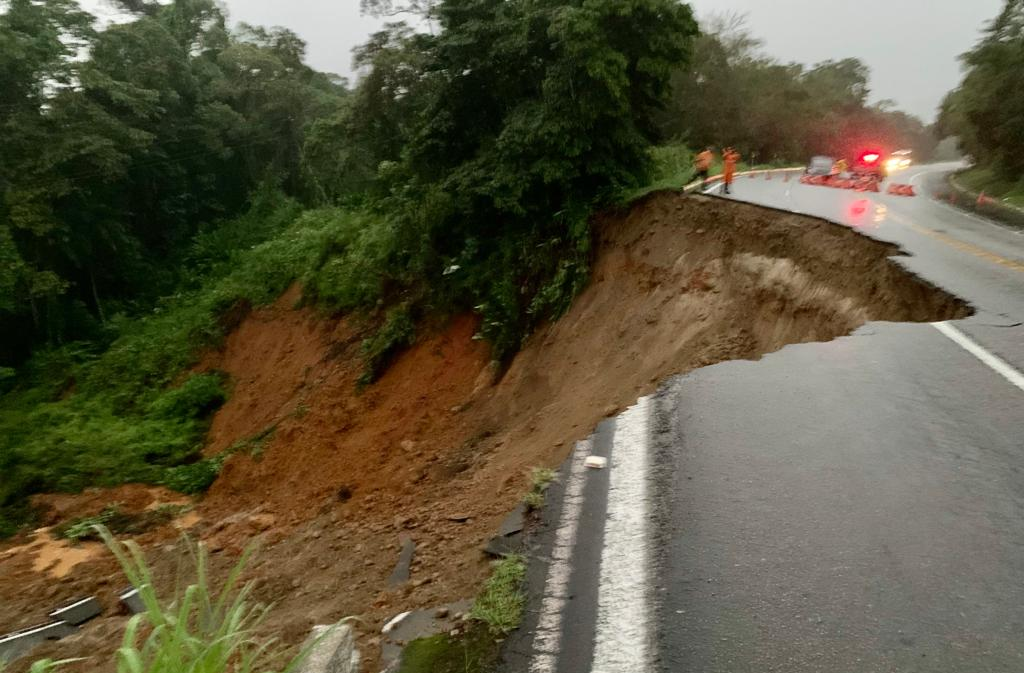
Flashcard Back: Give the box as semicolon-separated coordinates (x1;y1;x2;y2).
79;0;1004;122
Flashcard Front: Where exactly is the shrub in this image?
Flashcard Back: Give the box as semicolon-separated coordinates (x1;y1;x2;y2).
358;306;416;385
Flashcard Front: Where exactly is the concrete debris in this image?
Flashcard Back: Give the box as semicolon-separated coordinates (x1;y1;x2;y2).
119;587;145;614
48;596;102;626
382;612;411;635
483;531;522;557
387;535;416;588
381;599;473;671
0;621;77;662
497;503;526;537
585;456;608;469
295;623;360;673
484;502;528;557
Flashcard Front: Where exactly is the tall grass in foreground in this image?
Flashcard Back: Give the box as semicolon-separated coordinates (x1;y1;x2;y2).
98;527;319;673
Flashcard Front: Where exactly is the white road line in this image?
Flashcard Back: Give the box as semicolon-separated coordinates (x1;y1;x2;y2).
592;397;654;673
529;438;593;673
933;322;1024;393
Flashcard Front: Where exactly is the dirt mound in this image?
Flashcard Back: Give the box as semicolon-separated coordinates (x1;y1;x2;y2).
0;192;967;671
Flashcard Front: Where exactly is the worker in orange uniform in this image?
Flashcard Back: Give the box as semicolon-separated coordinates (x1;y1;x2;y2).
722;147;740;194
694;147;714;189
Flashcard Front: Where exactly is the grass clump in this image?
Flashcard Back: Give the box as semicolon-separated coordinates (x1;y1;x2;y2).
470;555;527;635
524;467;556;511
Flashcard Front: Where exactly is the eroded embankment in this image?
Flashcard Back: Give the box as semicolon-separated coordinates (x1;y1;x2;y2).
0;192;968;671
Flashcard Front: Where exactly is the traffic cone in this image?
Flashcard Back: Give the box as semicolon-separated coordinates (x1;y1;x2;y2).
904;185;915;197
867;180;880;193
887;184;898;195
977;191;987;206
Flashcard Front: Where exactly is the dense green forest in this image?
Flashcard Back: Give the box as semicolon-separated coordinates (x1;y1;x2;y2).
938;0;1024;202
658;13;937;164
0;0;938;535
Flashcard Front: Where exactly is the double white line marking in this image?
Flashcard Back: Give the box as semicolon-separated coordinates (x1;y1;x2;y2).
530;398;655;673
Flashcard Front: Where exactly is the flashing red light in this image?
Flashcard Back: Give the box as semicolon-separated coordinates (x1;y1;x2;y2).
860;152;881;165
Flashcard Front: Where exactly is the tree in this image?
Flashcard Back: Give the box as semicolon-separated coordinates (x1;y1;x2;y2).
661;12;931;165
940;0;1024;178
0;0;348;365
371;0;699;356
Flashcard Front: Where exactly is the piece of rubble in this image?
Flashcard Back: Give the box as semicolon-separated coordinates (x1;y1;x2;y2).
483;503;527;557
497;503;526;537
382;612;411;635
119;587;144;614
0;621;77;662
387;535;416;588
585;456;608;469
295;622;360;673
48;596;101;626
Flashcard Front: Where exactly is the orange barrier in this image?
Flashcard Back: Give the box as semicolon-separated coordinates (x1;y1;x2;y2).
886;184;916;197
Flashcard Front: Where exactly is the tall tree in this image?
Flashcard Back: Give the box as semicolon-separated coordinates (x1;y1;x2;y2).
940;0;1024;177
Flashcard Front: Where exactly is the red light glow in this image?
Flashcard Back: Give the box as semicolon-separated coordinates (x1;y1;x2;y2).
860;152;881;164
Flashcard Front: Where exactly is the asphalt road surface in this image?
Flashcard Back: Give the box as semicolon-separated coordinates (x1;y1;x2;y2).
509;164;1024;673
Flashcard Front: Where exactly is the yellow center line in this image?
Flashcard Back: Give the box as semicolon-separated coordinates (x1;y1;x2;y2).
886;210;1024;274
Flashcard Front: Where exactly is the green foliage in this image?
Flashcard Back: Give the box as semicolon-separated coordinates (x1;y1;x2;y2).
98;526;328;673
0;658;78;673
147;374;227;420
658;13;936;165
957;167;1024;208
524;467;556;511
0;0;347;366
345;0;699;359
359;306;416;385
0;0;702;535
470;554;527;635
397;627;498;673
0;197;319;534
940;0;1024;180
160;455;228;495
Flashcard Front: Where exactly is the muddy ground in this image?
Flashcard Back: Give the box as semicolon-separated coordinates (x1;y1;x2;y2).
0;193;968;671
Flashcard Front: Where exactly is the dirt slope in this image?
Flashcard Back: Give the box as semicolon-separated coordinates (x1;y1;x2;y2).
0;193;968;671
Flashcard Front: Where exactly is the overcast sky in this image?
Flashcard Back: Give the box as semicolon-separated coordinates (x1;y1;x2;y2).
86;0;1004;122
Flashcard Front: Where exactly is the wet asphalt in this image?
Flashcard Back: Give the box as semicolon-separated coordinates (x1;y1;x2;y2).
510;165;1024;673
